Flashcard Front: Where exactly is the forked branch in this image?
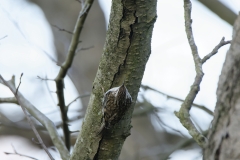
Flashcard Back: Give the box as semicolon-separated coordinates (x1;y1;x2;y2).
174;0;231;148
0;75;70;160
54;0;94;150
0;75;54;160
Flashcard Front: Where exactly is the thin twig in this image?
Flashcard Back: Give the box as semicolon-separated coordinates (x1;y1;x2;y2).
15;73;23;95
54;1;93;150
133;102;156;117
70;130;80;133
137;99;187;137
37;76;54;81
153;112;187;138
0;75;70;160
141;85;213;116
43;75;57;106
1;113;84;132
174;0;231;148
1;120;45;131
57;114;84;128
0;35;7;41
11;75;16;87
51;24;73;34
201;37;231;63
66;93;90;108
4;144;38;160
1;76;54;160
160;130;208;160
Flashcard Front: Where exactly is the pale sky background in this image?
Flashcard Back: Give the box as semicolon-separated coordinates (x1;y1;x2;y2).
0;0;239;159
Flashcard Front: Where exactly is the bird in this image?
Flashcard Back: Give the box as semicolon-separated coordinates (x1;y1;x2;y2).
98;82;132;134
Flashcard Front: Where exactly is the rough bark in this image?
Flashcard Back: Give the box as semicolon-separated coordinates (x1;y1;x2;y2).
203;13;240;160
70;0;157;159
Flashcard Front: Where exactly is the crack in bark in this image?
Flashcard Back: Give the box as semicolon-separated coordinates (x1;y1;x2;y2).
110;3;137;88
123;10;137;66
93;137;103;160
94;1;138;159
215;134;229;160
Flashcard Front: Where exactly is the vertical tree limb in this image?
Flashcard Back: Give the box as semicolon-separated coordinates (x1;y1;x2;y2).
54;0;94;150
70;0;157;159
174;0;231;148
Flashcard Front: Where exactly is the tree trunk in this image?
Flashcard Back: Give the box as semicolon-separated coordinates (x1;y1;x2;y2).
203;13;240;160
70;0;157;159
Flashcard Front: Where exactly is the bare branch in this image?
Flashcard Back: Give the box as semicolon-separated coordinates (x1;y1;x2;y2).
141;85;213;116
153;112;187;138
4;144;38;160
37;76;54;81
0;35;7;41
42;76;57;106
10;75;16;87
0;97;18;104
133;102;156;117
174;0;231;148
54;1;93;150
15;73;23;95
0;75;70;160
1;113;84;132
135;98;187;137
51;24;73;34
160;130;208;160
201;37;231;63
66;93;90;108
175;0;205;147
1;76;54;160
56;2;92;79
70;130;80;133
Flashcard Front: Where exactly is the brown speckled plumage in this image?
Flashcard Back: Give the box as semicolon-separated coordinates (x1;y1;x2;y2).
98;83;132;134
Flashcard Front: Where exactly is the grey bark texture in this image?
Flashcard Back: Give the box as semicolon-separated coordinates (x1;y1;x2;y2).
70;0;157;159
203;13;240;160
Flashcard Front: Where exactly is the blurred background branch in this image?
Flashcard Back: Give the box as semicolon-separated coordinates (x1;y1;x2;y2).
198;0;237;25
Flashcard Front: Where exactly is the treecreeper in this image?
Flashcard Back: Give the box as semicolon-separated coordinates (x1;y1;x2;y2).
98;82;132;134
